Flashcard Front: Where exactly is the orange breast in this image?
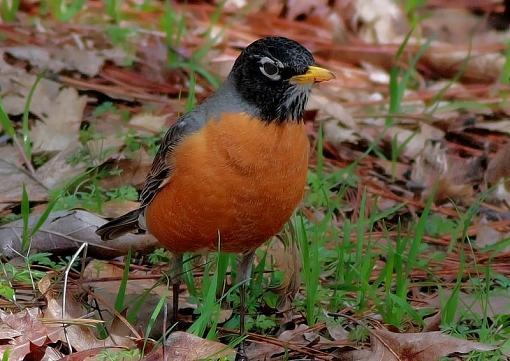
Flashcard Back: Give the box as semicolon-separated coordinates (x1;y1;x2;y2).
145;113;309;253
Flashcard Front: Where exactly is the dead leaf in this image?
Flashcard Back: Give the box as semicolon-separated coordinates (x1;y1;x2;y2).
245;324;313;361
82;259;195;338
424;47;505;83
426;289;510;318
385;123;444;159
408;140;485;204
0;210;158;259
326;320;349;341
0;308;60;361
309;93;357;129
285;0;329;20
41;285;135;351
101;200;141;218
100;148;153;190
128;113;168;135
0;52;60;118
144;331;234;361
352;0;408;43
486;141;510;205
6;46;128;77
353;329;495;361
41;346;64;361
35;144;87;189
476;215;510;250
31;87;88;152
0;146;47;211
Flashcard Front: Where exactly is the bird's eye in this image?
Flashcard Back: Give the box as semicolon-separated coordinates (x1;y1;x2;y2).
263;62;278;76
259;58;281;80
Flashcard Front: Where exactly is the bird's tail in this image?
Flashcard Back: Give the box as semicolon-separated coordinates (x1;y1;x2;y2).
96;208;143;240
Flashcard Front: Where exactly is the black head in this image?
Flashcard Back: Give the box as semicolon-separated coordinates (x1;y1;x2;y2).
229;36;334;123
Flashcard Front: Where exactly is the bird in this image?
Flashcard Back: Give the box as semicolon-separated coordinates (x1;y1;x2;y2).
96;36;334;360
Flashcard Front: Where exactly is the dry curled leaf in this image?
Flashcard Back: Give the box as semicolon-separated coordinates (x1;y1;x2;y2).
0;52;60;118
0;146;48;211
31;87;88;153
351;0;408;43
129;113;169;135
409;140;485;204
0;308;60;361
0;210;158;259
6;46;128;77
352;329;495;361
144;331;234;361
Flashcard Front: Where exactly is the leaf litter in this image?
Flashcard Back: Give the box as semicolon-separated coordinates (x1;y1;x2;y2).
1;0;510;360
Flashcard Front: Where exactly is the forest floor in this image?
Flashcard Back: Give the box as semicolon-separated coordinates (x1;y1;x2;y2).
1;1;510;360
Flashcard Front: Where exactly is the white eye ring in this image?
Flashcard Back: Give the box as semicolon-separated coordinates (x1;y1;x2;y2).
259;57;282;81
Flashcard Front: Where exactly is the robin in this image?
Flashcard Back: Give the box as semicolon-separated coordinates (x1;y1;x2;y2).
96;36;334;360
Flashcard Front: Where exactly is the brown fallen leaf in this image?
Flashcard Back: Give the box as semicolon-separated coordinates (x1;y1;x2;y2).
82;259;194;339
475;215;510;251
0;52;60;118
408;140;485;204
100;200;141;218
38;274;135;352
6;46;128;78
100;148;153;190
0;210;158;259
0;145;47;211
31;87;88;153
35;144;88;189
385;123;445;160
245;324;316;361
128;113;169;135
351;328;495;361
0;143;89;210
486;141;510;205
143;331;235;361
424;46;505;83
41;345;64;361
426;289;510;319
351;0;408;43
0;308;60;361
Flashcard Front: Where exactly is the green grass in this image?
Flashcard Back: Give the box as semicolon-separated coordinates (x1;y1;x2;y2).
0;0;19;22
1;3;509;360
47;0;85;22
502;41;510;84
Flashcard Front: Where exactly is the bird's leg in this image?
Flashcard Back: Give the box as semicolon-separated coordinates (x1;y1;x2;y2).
235;250;255;361
171;253;183;326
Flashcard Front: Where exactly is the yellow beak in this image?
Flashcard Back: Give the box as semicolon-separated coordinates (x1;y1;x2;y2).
289;65;335;85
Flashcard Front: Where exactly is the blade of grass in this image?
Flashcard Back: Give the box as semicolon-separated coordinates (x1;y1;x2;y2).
114;248;132;313
0;101;16;138
1;347;11;361
441;248;464;325
21;73;43;164
142;295;167;355
1;0;19;21
21;184;30;253
185;71;196;112
30;195;60;237
501;41;510;84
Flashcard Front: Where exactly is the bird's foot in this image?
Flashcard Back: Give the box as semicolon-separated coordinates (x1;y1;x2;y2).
235;345;249;361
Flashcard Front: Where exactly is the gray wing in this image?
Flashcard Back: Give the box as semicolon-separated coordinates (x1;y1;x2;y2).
138;80;251;207
95;79;256;240
139;115;193;208
96;113;198;240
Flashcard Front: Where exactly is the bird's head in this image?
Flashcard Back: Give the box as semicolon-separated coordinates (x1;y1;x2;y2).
229;36;335;123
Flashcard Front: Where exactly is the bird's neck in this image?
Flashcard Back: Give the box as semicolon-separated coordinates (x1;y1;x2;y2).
218;77;307;124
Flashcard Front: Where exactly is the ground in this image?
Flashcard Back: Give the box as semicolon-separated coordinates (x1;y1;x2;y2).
0;1;510;360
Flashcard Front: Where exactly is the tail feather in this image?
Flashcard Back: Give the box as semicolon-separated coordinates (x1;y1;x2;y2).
96;209;143;240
